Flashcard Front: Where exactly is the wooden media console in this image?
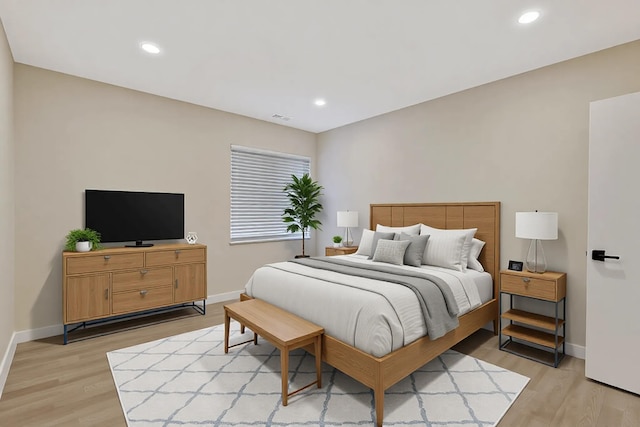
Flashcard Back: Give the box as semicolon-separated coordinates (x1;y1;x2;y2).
62;243;207;343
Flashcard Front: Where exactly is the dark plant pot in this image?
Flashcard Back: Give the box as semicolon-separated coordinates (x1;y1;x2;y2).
294;254;310;259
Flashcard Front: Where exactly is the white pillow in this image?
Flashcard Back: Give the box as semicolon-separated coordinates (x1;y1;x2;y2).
467;238;486;272
420;224;477;272
376;223;421;238
355;229;375;256
372;239;411;265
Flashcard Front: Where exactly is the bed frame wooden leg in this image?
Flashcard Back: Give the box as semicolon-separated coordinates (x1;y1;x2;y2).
493;318;499;335
374;386;384;427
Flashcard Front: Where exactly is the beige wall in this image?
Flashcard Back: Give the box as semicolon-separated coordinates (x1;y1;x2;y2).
0;19;15;378
13;65;316;331
10;37;640;350
316;40;640;349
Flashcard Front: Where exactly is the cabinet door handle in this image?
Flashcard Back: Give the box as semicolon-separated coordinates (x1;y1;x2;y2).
175;250;181;256
140;290;148;296
140;269;148;275
175;279;179;289
104;289;109;300
522;277;530;283
104;255;111;260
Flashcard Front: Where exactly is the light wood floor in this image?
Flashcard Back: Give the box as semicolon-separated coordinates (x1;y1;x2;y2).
1;302;639;426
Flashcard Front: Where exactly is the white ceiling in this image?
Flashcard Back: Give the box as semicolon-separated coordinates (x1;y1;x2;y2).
1;1;640;133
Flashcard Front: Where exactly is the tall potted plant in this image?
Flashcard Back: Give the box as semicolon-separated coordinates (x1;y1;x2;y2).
282;173;323;257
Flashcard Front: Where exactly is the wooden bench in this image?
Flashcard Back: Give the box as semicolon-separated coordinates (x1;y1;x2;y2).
223;299;324;405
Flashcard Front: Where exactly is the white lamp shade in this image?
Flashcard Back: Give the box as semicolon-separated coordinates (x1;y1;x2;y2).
337;211;359;228
515;212;558;240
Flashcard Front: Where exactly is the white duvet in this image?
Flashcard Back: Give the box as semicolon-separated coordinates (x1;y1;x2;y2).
244;254;484;357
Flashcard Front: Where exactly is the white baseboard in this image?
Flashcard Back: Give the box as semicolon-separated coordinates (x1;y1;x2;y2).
13;300;589;362
11;290;244;346
15;324;64;344
206;290;242;304
0;332;17;399
565;342;585;360
6;290;585;392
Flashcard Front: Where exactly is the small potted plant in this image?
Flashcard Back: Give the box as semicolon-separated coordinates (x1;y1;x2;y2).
332;235;343;248
65;228;103;252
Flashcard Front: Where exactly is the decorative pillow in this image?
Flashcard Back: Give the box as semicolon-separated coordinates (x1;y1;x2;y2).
355;229;375;256
372;239;411;265
367;232;396;259
398;232;430;267
376;223;421;239
420;224;477;272
467;238;486;272
355;230;395;257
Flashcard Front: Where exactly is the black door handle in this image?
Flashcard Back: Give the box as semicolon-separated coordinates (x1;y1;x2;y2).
592;250;620;262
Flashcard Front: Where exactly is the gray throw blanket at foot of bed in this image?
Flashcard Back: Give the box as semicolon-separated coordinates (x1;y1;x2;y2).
291;257;460;339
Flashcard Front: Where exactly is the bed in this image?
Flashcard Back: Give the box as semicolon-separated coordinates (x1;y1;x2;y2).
243;202;500;426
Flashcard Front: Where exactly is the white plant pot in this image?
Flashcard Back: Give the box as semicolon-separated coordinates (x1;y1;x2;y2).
333;242;342;248
76;241;92;252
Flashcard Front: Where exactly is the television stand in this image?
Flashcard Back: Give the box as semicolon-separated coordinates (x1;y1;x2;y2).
126;241;154;247
62;243;207;344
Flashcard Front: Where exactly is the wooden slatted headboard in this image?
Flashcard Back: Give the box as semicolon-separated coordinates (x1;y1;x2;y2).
370;202;501;298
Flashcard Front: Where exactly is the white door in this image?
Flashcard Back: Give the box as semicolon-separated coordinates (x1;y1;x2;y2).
586;91;640;394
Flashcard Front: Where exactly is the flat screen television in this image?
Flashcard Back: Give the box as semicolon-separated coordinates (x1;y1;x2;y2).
85;189;185;247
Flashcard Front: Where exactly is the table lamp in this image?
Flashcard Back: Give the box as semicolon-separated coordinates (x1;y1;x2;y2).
337;211;358;247
515;211;558;273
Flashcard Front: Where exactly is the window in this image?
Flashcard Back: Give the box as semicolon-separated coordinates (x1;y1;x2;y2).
230;145;311;243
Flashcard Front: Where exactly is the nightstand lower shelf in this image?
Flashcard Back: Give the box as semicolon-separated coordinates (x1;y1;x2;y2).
499;340;565;367
501;324;565;348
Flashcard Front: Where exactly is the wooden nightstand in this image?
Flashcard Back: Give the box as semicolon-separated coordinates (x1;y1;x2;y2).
499;269;567;367
325;246;358;256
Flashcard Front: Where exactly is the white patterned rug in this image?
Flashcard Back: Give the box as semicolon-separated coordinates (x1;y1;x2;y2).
107;323;528;426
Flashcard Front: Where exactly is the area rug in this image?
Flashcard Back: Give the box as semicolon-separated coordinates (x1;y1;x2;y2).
107;323;529;426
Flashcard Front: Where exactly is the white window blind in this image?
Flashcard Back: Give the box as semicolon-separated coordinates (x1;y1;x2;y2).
231;145;311;243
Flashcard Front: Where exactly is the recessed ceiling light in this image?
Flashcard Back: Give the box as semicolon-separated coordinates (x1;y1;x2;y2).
314;99;326;107
140;42;161;54
518;11;540;24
